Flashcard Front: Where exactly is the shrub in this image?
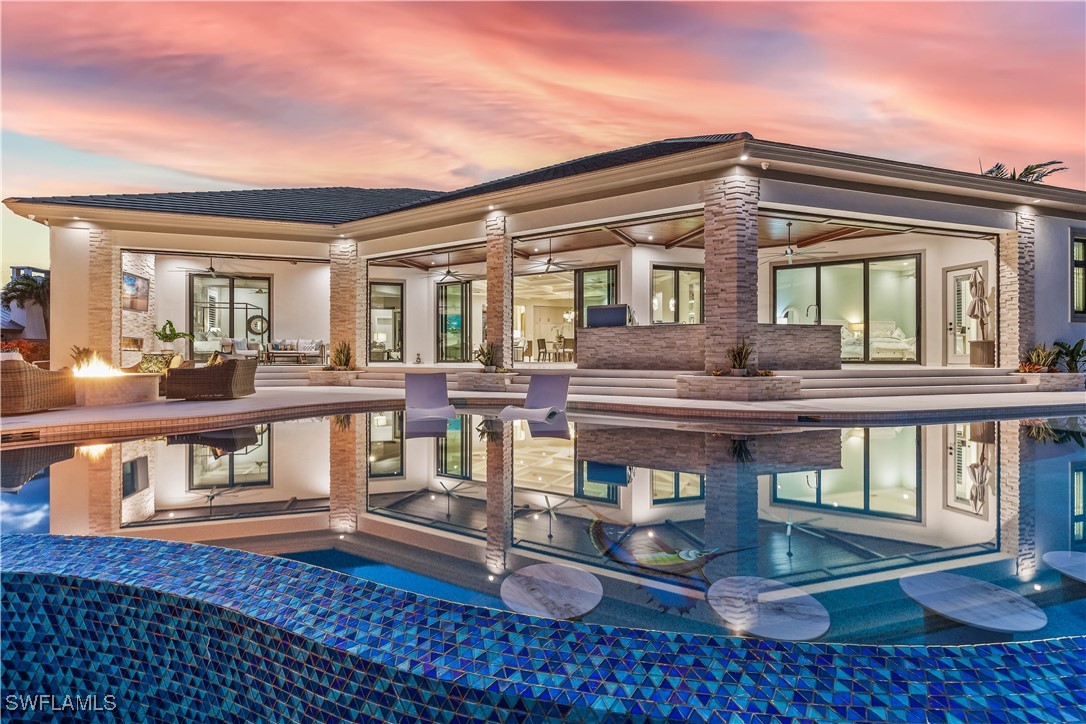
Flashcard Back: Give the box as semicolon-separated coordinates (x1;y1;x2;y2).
1;339;49;362
326;341;354;370
1024;343;1060;371
725;339;753;370
1054;339;1085;373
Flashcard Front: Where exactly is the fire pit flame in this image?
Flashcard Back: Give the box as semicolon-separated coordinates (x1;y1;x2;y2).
73;352;123;377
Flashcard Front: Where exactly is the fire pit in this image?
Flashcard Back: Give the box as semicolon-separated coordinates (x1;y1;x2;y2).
73;353;160;406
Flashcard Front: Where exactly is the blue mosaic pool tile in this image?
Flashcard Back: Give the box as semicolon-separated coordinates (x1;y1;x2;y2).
2;534;1085;722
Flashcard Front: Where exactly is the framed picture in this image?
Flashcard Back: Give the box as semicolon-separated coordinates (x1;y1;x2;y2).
122;272;150;312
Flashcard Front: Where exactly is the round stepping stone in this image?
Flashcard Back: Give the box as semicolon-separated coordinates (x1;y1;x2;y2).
1043;551;1086;583
500;563;603;620
706;576;830;641
900;571;1047;633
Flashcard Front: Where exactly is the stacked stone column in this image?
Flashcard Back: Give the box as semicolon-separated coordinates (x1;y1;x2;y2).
88;229;122;365
485;216;514;368
484;421;514;573
329;415;368;532
329;240;368;369
86;445;121;535
702;434;760;579
703;176;761;372
998;421;1037;578
997;212;1036;367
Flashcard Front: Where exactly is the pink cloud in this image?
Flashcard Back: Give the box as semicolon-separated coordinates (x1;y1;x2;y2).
2;1;1082;194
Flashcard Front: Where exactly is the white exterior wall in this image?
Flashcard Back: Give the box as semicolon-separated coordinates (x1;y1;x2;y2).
1034;213;1086;346
48;225;91;368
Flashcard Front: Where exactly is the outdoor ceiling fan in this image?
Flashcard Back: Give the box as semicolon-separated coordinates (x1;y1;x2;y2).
429;253;474;283
759;222;839;266
173;256;220;277
526;239;580;273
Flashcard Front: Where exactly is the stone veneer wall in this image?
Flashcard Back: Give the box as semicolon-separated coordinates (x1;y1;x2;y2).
575;427;841;475
119;440;156;527
88;229;121;366
577;324;704;370
120;252;157;367
998;212;1035;367
703;176;761;372
485;216;514;369
757;324;842;370
999;421;1037;579
329;240;367;370
329;416;366;532
676;374;802;401
4;535;1080;722
485;422;513;573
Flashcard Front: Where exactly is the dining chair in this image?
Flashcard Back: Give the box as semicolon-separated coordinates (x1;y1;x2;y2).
536;338;551;362
522;340;533;362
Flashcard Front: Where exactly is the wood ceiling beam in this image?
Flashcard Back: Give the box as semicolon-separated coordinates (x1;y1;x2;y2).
513;247;532;260
395;257;432;271
604;227;639;247
795;227;868;249
663;225;705;250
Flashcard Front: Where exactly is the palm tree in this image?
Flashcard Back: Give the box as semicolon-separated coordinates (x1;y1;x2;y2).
1;274;50;339
981;160;1067;184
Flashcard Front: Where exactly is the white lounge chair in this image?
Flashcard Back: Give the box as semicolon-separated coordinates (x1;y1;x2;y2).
404;373;456;421
498;374;570;423
528;412;570;439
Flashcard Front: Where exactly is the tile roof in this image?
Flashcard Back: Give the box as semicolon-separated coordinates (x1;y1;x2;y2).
0;306;24;331
9;133;752;225
9;187;440;225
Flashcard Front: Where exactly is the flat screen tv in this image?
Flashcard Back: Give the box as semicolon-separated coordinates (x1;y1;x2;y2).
586;304;630;328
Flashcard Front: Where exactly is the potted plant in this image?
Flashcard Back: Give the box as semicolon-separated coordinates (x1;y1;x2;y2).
310;341;358;386
1054;339;1085;373
474;341;496;372
153;320;194;352
1018;343;1060;373
725;339;753;376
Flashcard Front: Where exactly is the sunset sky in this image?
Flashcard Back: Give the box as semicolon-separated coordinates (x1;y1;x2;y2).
2;1;1083;272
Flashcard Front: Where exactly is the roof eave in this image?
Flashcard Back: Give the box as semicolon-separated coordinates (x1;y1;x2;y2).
2;199;337;243
746;140;1086;212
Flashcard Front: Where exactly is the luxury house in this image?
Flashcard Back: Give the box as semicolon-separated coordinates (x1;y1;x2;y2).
5;133;1085;378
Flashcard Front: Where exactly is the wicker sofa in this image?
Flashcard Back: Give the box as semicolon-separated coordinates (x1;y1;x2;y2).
164;358;257;401
0;354;77;415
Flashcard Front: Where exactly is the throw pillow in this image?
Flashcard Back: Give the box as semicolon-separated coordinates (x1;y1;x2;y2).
234;338;249;352
299;339;319;353
205;352;225;367
891;327;906;340
138;353;173;374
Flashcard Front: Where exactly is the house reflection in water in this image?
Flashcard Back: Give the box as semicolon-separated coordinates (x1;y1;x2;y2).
19;413;1081;633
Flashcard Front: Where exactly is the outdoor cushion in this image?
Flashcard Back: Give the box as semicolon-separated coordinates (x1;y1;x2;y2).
205;352;225;367
232;338;249;351
137;353;175;374
299;339;320;352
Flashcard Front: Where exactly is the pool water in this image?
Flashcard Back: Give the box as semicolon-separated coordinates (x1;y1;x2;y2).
4;412;1084;645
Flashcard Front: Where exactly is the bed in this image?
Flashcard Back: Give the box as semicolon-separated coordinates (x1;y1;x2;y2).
830;319;917;361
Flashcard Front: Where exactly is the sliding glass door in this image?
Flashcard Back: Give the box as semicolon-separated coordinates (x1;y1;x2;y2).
369;282;403;362
190;274;271;361
574;266;617;327
437;281;470;362
650;266;703;324
773;254;920;363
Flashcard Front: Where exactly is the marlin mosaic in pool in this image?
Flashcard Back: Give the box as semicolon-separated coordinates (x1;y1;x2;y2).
1;411;1085;720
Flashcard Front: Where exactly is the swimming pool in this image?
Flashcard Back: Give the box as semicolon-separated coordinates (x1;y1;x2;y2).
4;411;1083;646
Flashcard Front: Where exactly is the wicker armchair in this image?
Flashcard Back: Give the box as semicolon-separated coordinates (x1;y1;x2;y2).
164;358;257;401
1;357;77;415
121;353;190;395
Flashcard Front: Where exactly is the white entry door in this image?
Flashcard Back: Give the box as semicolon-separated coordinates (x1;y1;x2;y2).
944;268;979;365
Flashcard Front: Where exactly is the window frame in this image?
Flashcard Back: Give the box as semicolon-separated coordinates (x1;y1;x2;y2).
650;264;704;325
1071;231;1086;323
368;280;405;363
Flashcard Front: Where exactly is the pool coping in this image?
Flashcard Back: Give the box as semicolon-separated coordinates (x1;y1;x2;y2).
2;534;1083;721
2;386;1083;447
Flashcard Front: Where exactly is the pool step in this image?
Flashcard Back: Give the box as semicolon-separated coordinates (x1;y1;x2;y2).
799;370;1036;399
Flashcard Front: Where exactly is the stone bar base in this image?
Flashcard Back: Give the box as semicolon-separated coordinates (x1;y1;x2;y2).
309;370;360;386
75;374;160;406
456;372;516;392
1013;372;1086;391
676;374;802;401
756;325;841;370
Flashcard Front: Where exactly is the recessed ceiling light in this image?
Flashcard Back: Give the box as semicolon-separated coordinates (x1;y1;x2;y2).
73;216;80;220
647;235;654;241
488;205;495;210
740;154;749;161
1032;199;1041;203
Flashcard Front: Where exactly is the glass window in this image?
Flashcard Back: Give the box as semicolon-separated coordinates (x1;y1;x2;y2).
868;258;918;362
369;282;403;362
772;427;920;520
574;460;620;504
576;267;617;328
774;267;816;324
651;266;703;324
819;263;864;362
190;275;271;361
437;416;471;479
651;470;704;503
368;411;403;477
189;426;271;490
1073;238;1086;319
437;282;469;362
1073;464;1085;547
